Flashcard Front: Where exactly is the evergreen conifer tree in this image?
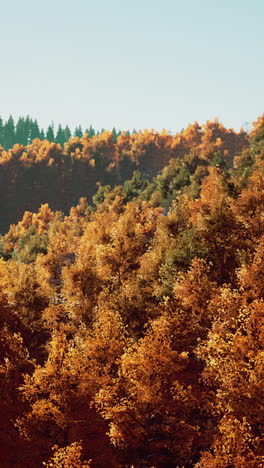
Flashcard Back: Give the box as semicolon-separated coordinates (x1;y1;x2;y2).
55;124;65;146
4;115;15;149
74;125;83;138
112;127;117;141
64;125;71;142
15;117;27;145
30;119;41;141
86;125;95;138
46;123;55;142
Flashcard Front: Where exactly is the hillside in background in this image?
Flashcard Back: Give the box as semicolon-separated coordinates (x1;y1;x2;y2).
0;114;264;468
0;117;248;233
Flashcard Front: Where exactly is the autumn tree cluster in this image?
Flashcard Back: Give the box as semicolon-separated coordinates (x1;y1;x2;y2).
0;118;247;233
0;115;264;467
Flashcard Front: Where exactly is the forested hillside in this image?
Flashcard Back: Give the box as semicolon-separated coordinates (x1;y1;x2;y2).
0;114;264;468
0;118;247;233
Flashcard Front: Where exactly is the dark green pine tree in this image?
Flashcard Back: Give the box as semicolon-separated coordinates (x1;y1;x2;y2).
24;115;32;145
86;125;95;138
46;123;55;142
74;125;83;138
122;170;148;201
112;127;118;142
64;125;71;142
15;117;28;145
55;124;65;146
30;119;41;141
39;128;45;140
4;115;15;150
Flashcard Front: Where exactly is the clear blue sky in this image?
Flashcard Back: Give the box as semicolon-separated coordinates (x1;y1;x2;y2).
0;0;263;133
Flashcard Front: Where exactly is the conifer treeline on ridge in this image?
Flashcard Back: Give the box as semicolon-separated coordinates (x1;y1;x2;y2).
0;114;125;150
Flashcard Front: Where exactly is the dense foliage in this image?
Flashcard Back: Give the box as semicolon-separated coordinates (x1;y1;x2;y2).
0;118;246;233
0;114;264;467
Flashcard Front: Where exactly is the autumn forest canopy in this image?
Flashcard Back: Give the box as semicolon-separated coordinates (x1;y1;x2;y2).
1;113;264;467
